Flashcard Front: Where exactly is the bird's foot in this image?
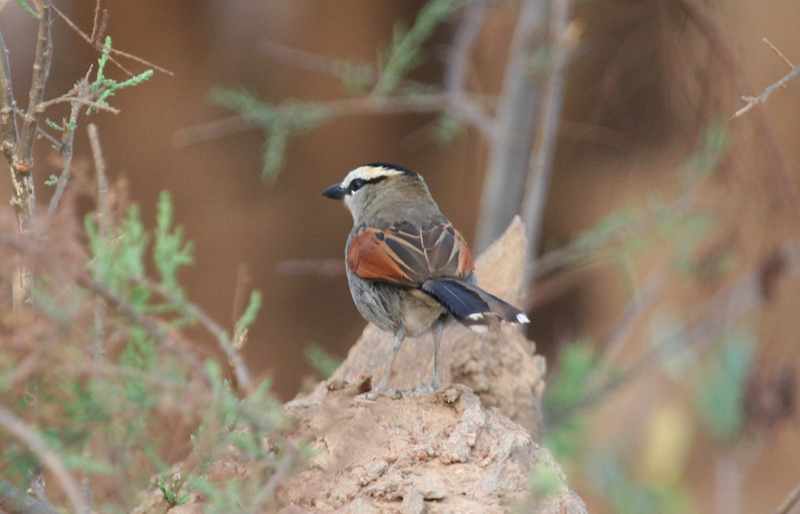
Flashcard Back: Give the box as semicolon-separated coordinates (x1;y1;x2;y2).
366;386;403;400
413;378;440;394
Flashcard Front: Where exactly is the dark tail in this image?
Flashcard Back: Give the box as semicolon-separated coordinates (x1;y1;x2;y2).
420;278;529;330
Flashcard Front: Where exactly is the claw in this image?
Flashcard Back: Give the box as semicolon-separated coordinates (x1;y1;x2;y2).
366;387;402;400
413;378;440;394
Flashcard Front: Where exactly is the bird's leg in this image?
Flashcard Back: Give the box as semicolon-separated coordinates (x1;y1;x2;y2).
415;318;444;393
369;328;405;399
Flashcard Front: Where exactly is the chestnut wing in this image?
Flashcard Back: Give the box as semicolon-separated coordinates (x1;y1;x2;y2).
347;222;474;286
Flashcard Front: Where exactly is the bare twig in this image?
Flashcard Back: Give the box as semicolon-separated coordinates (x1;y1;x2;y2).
0;476;61;514
520;0;579;294
731;34;800;118
88;124;110;236
475;0;549;251
0;29;17;159
763;38;795;69
90;0;105;43
47;100;82;216
443;0;494;138
589;265;668;388
0;406;89;514
674;0;798;220
772;480;800;514
81;124;109;512
173;115;257;147
13;109;60;147
715;452;742;514
733;63;800;118
259;40;375;83
37;96;120;114
444;1;488;97
50;4;173;77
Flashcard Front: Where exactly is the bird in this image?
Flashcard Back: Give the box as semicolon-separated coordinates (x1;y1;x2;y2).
323;163;529;396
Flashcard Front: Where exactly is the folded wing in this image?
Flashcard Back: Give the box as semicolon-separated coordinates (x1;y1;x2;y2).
348;221;474;286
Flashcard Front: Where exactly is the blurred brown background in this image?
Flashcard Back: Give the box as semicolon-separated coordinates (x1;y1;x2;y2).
2;1;800;512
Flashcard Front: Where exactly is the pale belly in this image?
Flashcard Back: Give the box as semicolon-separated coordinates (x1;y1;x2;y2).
401;289;445;337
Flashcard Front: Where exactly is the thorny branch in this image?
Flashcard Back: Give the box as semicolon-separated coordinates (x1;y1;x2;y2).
0;406;89;514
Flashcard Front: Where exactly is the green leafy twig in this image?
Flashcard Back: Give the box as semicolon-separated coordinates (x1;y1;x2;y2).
14;0;38;19
209;89;329;181
89;36;153;113
373;0;467;96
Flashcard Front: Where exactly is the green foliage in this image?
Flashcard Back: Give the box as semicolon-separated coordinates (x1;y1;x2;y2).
434;110;464;144
211;0;469;180
305;343;343;378
209;89;330;181
14;0;38;19
45;174;58;186
341;62;377;94
588;453;692;514
154;191;194;300
374;0;468;96
693;329;755;443
543;341;598;466
529;458;566;498
1;189;290;512
685;120;728;179
90;37;154;114
529;44;555;79
85;204;149;293
158;477;194;506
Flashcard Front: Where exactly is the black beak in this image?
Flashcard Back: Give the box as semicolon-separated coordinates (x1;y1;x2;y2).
323;183;346;200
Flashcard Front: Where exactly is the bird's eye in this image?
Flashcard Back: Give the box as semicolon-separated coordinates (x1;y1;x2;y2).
349;179;366;192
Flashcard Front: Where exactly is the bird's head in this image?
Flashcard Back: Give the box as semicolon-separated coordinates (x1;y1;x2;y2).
323;163;424;223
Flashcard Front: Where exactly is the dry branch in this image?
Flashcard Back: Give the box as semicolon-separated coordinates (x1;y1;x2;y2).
1;0;52;310
734;61;800;117
773;479;800;514
0;476;60;514
520;0;579;294
475;0;549;251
